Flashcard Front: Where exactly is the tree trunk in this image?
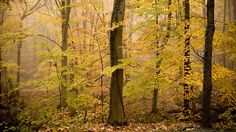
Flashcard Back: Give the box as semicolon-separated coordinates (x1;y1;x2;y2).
233;0;236;24
82;11;87;53
0;48;2;104
166;0;172;39
202;0;215;128
16;40;22;95
228;0;232;23
151;88;158;113
0;3;6;104
203;0;206;17
16;22;22;97
223;0;227;32
183;0;192;119
222;0;227;68
151;0;161;114
108;0;127;126
59;0;71;109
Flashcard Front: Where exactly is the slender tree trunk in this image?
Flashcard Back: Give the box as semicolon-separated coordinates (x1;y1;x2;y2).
100;2;106;123
16;41;22;95
166;0;172;39
82;11;87;53
97;36;105;123
223;0;227;32
203;0;206;17
108;0;127;126
81;0;87;54
202;0;215;128
59;0;71;109
16;22;22;96
151;0;160;114
183;0;192;118
222;0;227;67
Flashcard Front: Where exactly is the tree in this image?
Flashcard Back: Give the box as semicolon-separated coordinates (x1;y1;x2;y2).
151;0;172;114
202;0;206;17
233;0;236;24
166;0;171;39
151;0;160;114
202;0;215;128
58;0;71;109
108;0;127;126
0;0;9;105
14;0;43;94
183;0;192;118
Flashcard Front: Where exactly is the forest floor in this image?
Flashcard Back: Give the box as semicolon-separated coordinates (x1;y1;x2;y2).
42;122;236;132
85;123;196;132
84;123;236;132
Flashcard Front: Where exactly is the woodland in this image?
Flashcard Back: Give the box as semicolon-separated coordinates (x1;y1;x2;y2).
0;0;236;131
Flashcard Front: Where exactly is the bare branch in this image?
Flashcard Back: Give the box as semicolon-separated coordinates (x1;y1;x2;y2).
28;0;41;12
21;0;45;20
36;34;62;49
88;0;106;24
190;44;205;60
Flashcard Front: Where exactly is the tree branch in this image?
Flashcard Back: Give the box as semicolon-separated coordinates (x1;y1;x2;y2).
190;44;205;60
36;34;62;49
88;0;106;24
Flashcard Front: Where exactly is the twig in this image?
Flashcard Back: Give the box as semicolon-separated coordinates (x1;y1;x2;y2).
189;44;205;60
88;0;106;24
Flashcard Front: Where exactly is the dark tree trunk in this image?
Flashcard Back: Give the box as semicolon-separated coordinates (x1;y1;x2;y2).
108;0;127;126
233;0;236;24
0;3;6;104
151;88;158;113
59;0;71;109
202;0;215;128
0;48;2;103
16;42;22;86
183;0;192;118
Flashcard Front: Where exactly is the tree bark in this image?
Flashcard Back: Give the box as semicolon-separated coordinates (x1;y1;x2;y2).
202;0;215;128
233;0;236;24
183;0;192;118
0;48;2;103
59;0;71;109
151;88;158;113
0;2;6;104
108;0;127;126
